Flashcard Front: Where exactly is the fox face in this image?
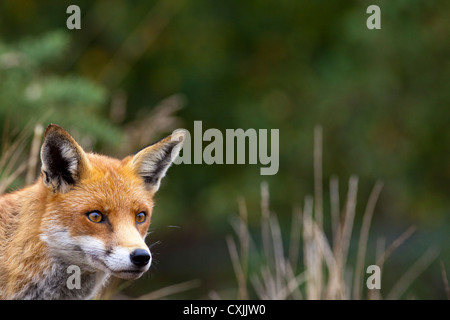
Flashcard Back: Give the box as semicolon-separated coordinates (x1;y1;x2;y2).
39;124;184;282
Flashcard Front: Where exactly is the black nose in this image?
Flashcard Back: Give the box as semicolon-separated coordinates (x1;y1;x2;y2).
130;249;151;267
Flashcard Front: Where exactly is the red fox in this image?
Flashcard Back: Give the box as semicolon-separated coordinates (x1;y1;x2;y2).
0;124;184;299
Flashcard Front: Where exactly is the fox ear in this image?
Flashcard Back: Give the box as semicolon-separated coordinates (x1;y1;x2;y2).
40;124;89;193
130;130;185;193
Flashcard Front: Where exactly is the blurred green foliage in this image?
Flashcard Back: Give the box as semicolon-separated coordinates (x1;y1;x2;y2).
0;29;121;147
0;0;449;299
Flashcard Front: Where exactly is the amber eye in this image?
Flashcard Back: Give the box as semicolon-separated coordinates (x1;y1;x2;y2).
87;211;103;223
136;212;147;224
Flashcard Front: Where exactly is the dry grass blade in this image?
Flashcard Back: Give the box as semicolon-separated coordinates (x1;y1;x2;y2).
312;126;324;298
353;180;383;300
284;263;304;300
440;261;450;300
208;290;222;300
261;266;277;299
386;247;439;300
250;274;268;300
279;267;306;300
237;197;249;289
0;130;27;175
288;205;302;272
25;123;44;185
313;222;337;273
330;175;358;299
136;279;201;300
226;235;248;300
314;125;323;230
260;182;273;272
269;214;287;298
0;124;33;195
376;226;416;268
368;237;386;300
121;93;185;155
303;195;321;299
339;175;359;270
330;176;340;247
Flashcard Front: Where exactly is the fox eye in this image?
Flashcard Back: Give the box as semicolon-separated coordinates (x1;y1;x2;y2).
87;211;103;223
136;212;147;224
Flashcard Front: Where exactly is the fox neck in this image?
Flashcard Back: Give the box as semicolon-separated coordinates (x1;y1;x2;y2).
13;258;109;300
0;182;109;300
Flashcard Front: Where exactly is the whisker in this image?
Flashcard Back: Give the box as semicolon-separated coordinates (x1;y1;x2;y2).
148;241;161;250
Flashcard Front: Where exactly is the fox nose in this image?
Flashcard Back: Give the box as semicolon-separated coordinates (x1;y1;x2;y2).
130;249;151;267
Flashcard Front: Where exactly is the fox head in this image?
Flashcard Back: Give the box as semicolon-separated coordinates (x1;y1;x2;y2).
39;124;184;280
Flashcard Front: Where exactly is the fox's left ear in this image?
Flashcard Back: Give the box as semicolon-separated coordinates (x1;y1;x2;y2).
129;130;185;193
